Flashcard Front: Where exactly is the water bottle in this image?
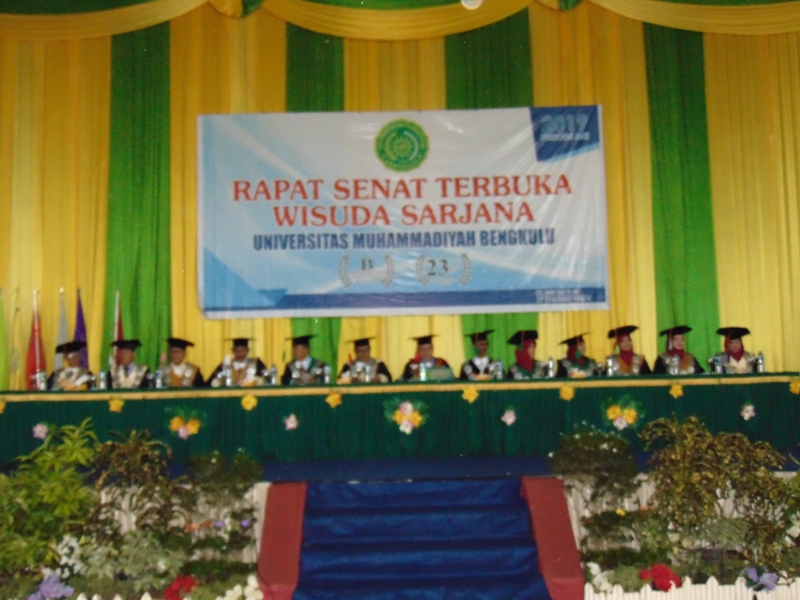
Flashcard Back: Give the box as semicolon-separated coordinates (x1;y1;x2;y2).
97;371;107;390
493;360;504;380
269;365;277;385
668;354;679;376
35;371;47;391
224;366;233;387
154;367;164;389
323;364;331;384
756;352;765;373
419;362;428;382
547;357;556;378
605;357;615;377
713;356;724;374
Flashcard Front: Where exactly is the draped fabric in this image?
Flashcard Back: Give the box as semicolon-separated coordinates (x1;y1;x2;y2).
528;1;658;363
645;25;720;364
0;37;111;384
105;24;172;368
446;11;541;369
170;4;292;372
704;32;800;372
337;32;466;379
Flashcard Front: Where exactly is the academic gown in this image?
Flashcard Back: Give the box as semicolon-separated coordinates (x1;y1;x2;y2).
556;357;600;378
458;357;502;380
207;358;268;387
281;357;328;385
652;353;705;375
339;359;393;383
106;364;151;389
401;357;450;381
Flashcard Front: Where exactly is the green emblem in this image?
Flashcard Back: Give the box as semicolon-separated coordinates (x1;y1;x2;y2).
375;119;429;172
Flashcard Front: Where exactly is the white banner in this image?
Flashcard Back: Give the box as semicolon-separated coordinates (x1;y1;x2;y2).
197;106;609;317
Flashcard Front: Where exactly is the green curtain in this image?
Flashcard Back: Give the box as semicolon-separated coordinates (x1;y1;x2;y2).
103;23;172;369
645;24;720;365
0;0;147;14
285;24;344;369
445;11;539;367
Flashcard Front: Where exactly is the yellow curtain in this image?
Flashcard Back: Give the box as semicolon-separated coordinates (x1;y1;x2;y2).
170;3;292;376
529;1;657;364
586;0;800;36
705;32;800;371
337;36;464;378
0;38;111;388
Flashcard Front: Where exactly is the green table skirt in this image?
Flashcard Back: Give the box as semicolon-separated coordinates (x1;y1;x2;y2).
1;375;798;466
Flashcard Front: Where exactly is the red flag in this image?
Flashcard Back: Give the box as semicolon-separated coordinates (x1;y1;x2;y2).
113;290;124;365
26;291;46;390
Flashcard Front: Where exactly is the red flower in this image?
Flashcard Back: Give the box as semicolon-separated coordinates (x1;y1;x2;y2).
640;564;681;592
164;575;197;600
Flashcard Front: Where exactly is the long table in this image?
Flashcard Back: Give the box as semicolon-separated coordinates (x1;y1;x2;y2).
1;374;799;467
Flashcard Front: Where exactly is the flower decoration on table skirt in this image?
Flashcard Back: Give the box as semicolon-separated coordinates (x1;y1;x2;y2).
284;413;299;430
639;564;681;592
325;392;342;409
669;383;684;399
108;398;124;413
743;567;779;592
501;407;516;426
241;393;258;411
33;422;49;439
791;379;800;395
603;394;644;432
164;574;197;600
384;398;428;435
166;407;206;440
0;399;5;414
559;384;575;401
740;402;756;421
462;386;479;404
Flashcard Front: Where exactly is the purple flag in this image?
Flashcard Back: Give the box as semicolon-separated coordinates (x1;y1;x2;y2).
73;290;89;369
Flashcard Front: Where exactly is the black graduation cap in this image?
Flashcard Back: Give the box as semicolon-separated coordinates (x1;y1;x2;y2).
110;339;142;350
56;340;86;354
347;337;374;349
287;334;314;347
717;327;750;340
466;330;494;344
507;330;538;345
608;325;638;339
560;333;588;346
659;325;692;337
410;334;438;345
228;337;252;348
167;337;194;350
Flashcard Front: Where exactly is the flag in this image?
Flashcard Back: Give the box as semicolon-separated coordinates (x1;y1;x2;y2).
26;290;46;390
74;289;88;369
0;290;8;390
113;290;124;366
53;289;68;370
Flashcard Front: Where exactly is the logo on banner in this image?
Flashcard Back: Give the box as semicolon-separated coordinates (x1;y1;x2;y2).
375;119;429;172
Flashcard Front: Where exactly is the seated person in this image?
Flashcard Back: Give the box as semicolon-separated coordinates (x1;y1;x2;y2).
401;334;451;381
339;337;392;383
709;327;760;374
460;330;503;381
208;338;267;387
47;341;93;391
505;330;549;380
281;334;329;385
556;333;600;378
107;339;150;389
605;325;651;375
160;337;205;388
653;325;704;375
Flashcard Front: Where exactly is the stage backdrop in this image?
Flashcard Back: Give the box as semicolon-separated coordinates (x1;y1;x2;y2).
198;106;609;318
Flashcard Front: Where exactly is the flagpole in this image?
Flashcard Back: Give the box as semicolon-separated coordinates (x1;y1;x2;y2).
33;289;42;373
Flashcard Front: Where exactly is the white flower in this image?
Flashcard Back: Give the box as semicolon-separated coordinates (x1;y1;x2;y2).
613;416;628;430
740;404;756;421
284;414;299;430
399;420;414;434
399;401;414;416
600;443;608;450
500;409;516;426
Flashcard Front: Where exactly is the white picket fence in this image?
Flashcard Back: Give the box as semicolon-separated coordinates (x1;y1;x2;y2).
584;576;800;600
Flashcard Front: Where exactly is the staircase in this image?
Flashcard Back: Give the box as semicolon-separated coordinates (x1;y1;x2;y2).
292;478;553;600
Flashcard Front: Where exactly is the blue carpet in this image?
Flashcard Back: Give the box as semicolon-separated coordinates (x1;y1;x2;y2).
293;478;553;600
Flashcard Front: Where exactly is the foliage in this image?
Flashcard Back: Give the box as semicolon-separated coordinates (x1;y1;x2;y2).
642;416;800;574
0;419;97;580
550;424;640;512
